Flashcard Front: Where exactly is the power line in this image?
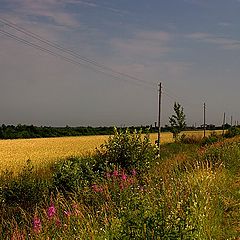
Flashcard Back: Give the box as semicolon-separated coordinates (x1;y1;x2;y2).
0;29;156;89
0;17;156;88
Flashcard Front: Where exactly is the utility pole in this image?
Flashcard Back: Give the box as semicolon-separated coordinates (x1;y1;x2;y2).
231;115;233;127
222;112;226;135
203;103;206;138
157;82;162;155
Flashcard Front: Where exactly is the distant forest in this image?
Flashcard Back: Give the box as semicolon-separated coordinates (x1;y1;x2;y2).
0;124;229;139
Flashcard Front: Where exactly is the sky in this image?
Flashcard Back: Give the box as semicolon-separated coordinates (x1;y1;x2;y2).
0;0;240;127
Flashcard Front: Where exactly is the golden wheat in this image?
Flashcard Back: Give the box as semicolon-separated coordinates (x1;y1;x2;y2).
0;130;219;173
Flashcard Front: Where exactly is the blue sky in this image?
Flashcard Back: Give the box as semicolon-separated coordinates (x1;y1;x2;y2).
0;0;240;126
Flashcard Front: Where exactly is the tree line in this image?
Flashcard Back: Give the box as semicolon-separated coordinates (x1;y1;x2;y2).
0;102;233;140
0;124;160;139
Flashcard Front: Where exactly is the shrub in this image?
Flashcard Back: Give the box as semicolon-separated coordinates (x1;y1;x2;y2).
52;156;98;193
0;160;48;210
180;134;203;144
95;128;158;174
201;132;221;146
224;126;240;138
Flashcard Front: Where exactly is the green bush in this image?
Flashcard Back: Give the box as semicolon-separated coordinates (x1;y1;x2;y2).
180;134;203;144
224;126;240;138
0;160;48;210
52;156;98;193
95;128;158;174
201;132;221;146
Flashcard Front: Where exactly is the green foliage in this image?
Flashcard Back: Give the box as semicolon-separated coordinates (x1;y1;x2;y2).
203;141;240;175
0;160;48;210
224;126;240;138
169;102;186;140
201;132;221;146
180;132;222;146
95;128;158;174
180;134;203;144
52;156;98;193
0;124;159;139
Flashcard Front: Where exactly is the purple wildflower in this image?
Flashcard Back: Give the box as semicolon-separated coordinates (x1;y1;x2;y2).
121;172;127;181
132;169;137;176
33;217;42;233
92;184;103;193
113;170;118;177
47;204;56;219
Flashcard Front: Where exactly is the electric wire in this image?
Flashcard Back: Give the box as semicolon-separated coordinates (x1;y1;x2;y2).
0;29;156;89
0;19;202;115
0;17;156;88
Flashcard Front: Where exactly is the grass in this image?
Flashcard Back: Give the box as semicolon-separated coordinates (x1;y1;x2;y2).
0;138;239;239
0;130;220;174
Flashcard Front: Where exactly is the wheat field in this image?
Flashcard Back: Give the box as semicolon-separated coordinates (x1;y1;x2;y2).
0;131;217;173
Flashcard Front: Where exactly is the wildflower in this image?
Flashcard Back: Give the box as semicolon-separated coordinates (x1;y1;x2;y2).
132;169;137;176
106;172;111;179
92;184;98;192
119;182;124;190
72;204;81;216
121;172;127;181
64;210;71;218
92;184;103;193
55;218;61;228
33;217;42;234
128;178;134;185
113;169;118;177
47;204;56;219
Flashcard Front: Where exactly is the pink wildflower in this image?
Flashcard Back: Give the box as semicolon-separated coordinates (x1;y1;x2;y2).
106;172;111;179
55;218;61;228
113;169;118;177
121;172;127;181
132;169;137;176
47;204;56;219
33;217;42;234
92;184;98;192
119;182;125;190
72;204;81;216
92;184;103;193
128;178;134;185
64;210;71;218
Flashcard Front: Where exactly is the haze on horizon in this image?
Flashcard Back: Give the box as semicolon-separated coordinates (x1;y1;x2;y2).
0;0;240;127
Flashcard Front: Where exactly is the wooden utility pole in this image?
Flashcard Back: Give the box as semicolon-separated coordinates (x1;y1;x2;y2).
231;115;233;127
222;112;226;135
203;103;206;138
157;82;162;155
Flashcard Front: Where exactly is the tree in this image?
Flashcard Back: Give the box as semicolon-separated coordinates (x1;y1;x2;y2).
169;102;186;140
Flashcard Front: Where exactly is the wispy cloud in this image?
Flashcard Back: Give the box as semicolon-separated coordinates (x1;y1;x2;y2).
218;22;232;27
111;30;172;62
66;0;129;16
3;0;80;28
187;32;240;50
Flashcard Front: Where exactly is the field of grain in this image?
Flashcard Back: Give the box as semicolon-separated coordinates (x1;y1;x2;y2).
0;130;219;173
